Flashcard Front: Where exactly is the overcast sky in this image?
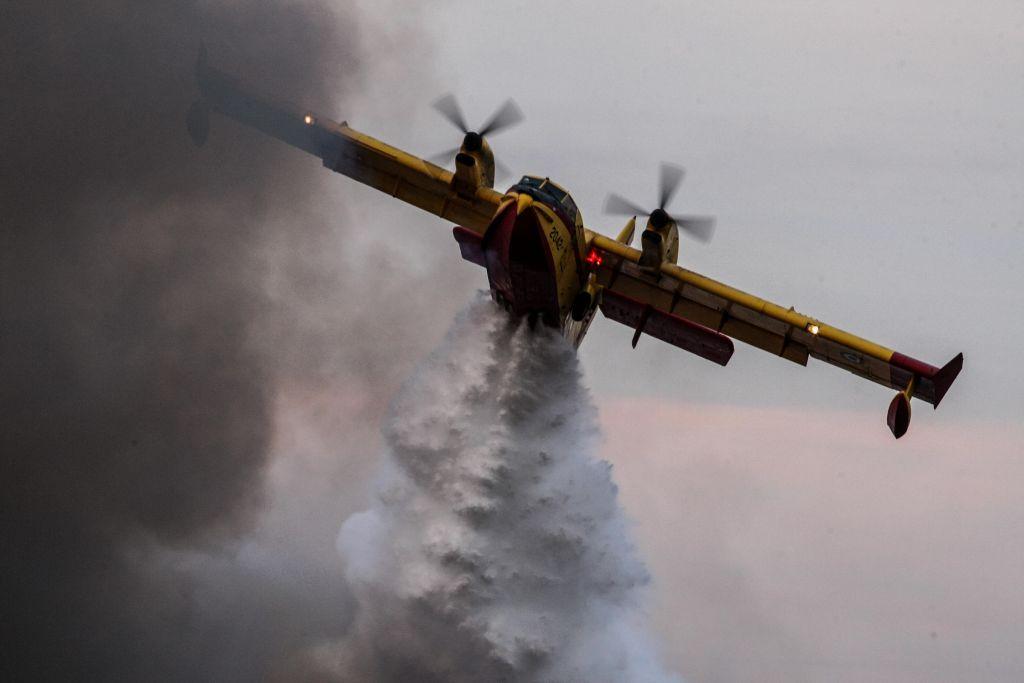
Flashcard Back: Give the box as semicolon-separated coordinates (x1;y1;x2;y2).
6;0;1020;680
335;1;1023;680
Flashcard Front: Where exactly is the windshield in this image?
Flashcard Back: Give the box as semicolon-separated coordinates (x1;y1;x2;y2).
517;176;578;223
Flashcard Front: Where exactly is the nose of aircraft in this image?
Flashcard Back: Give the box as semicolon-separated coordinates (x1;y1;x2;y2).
516;192;533;215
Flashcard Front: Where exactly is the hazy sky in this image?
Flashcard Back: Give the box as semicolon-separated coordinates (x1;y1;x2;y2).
5;0;1021;680
351;0;1023;421
337;1;1023;680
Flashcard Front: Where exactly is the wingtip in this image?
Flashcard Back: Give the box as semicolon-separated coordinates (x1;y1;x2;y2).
931;352;964;409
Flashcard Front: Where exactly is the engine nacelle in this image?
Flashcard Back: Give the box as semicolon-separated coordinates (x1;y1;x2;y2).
638;209;679;275
451;132;495;197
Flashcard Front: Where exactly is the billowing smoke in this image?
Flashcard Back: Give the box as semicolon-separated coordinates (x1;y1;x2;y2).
306;298;680;682
1;1;373;679
2;3;675;680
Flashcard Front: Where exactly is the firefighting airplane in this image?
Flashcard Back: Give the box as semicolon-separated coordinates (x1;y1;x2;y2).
187;48;962;439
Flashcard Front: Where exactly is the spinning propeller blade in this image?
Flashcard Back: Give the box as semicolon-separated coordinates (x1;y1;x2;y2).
432;93;469;133
604;193;648;217
429;94;525;168
675;216;715;243
658;162;685;210
426;146;461;166
604;162;716;244
479;99;524;138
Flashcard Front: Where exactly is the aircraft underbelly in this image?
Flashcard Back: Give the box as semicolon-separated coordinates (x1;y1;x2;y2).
484;205;562;325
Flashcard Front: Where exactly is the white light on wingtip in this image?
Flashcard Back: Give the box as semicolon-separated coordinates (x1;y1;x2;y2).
807;323;820;335
304;114;314;125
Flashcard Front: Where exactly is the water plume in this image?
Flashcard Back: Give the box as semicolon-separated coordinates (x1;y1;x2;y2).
319;296;680;682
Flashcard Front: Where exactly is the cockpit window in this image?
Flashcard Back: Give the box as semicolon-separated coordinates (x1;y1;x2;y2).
544;183;566;202
559;193;578;217
516;176;579;223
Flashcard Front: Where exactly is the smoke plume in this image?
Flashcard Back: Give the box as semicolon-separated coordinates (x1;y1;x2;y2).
2;2;675;680
305;298;680;682
1;1;371;679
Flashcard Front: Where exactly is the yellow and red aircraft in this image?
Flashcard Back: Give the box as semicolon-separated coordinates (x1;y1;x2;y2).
188;48;962;439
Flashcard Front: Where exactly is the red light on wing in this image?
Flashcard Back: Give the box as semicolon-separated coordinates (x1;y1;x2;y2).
586;248;603;267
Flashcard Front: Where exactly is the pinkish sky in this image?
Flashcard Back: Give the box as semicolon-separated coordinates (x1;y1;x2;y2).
600;399;1023;681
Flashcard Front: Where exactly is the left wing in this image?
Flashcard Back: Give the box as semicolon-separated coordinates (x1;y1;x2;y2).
188;47;502;234
585;231;963;438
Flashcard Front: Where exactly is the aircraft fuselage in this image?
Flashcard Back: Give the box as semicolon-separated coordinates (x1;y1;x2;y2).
472;179;595;346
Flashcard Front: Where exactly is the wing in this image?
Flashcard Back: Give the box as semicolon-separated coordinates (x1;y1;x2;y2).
189;47;502;234
586;231;963;437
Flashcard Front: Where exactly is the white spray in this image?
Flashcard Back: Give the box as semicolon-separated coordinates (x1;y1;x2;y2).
324;296;680;682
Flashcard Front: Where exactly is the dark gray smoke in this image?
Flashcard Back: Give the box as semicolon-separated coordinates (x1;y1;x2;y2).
1;3;676;680
1;1;368;679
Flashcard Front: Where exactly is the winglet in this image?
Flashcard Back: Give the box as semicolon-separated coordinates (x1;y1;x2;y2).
930;352;964;409
886;352;963;438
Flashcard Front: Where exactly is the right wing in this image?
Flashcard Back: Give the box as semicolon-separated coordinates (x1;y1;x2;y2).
189;47;502;234
585;231;963;437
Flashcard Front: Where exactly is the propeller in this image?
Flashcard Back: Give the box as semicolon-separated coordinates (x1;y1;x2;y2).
604;162;716;243
428;94;524;176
